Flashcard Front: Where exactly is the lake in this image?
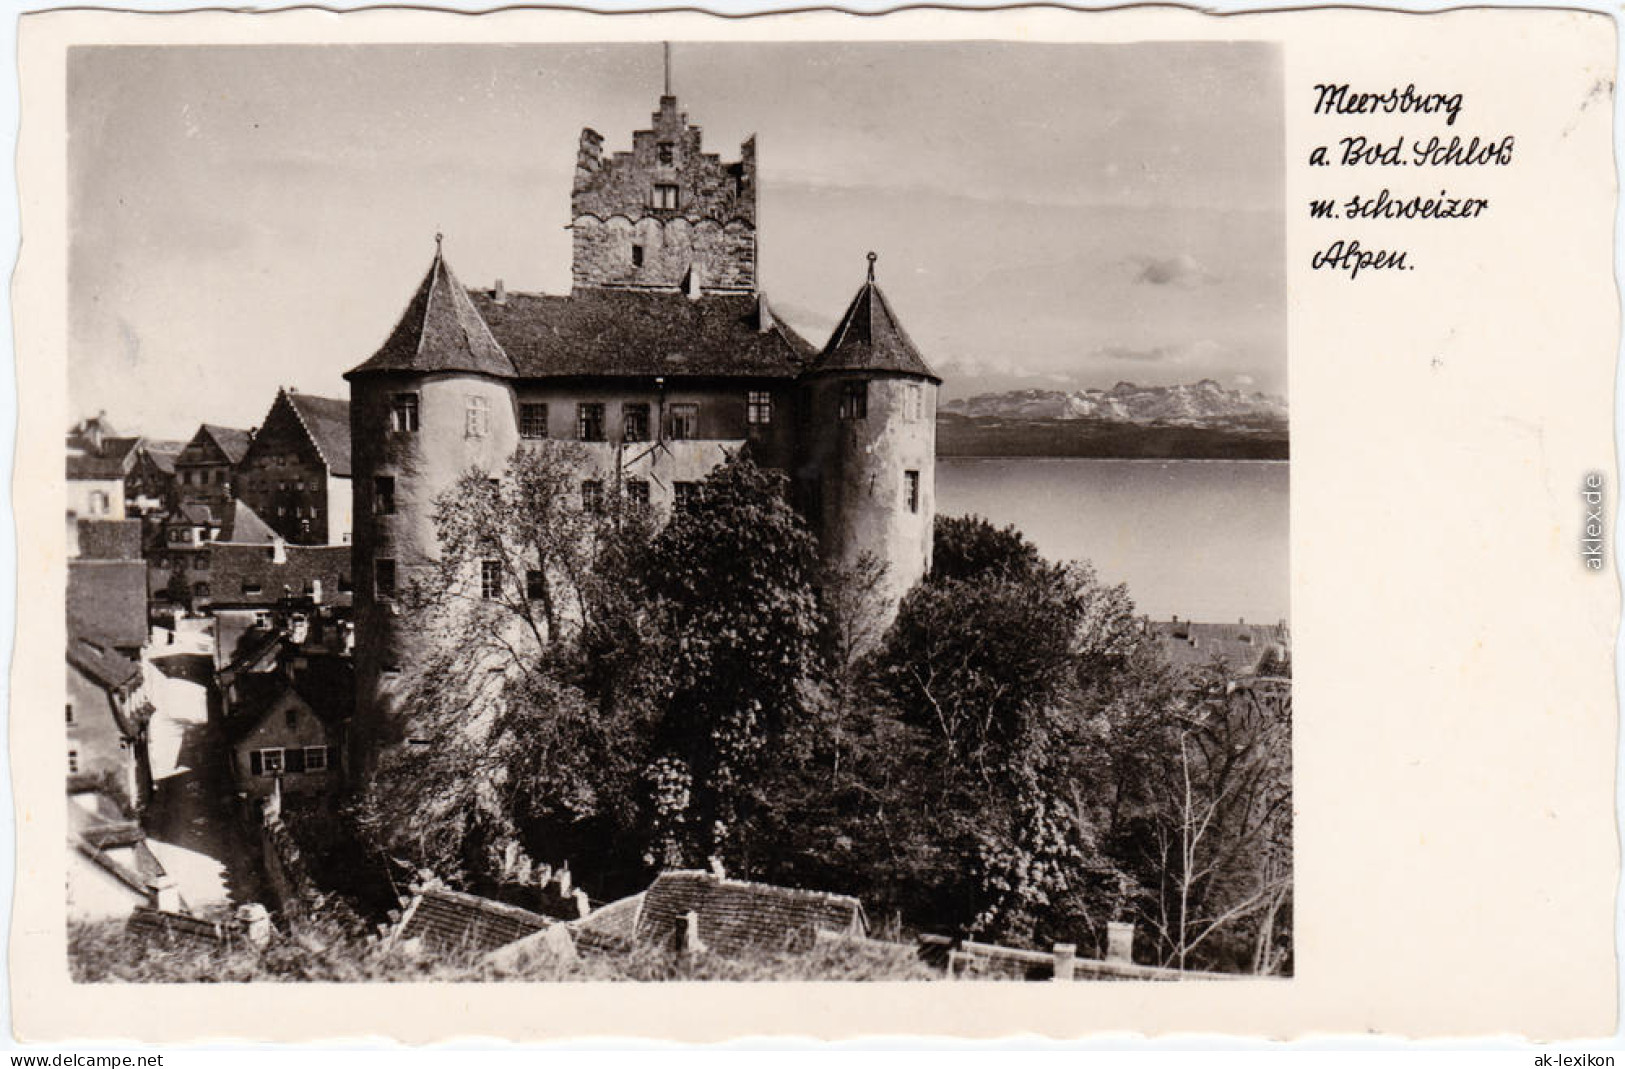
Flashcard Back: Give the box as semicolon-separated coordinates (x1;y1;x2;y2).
936;457;1289;624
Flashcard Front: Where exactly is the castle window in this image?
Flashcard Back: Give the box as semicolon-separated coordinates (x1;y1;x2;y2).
905;470;921;514
747;390;773;425
582;480;604;513
65;703;74;725
520;403;549;439
390;393;420;433
839;382;868;420
526;569;546;601
374;558;397;601
623;403;650;442
654;184;679;210
627;479;650;509
465;395;489;438
673;482;698;511
904;383;924;421
632;244;645;268
578;403;606;442
193;582;210;599
657;141;674;165
668;403;698;440
480;560;502;600
304;746;328;772
68;749;79;774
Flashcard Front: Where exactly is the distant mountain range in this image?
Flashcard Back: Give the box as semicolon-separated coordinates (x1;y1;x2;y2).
937;381;1288;460
941;380;1287;426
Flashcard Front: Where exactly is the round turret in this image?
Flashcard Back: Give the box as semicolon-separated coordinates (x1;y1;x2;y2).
797;253;940;613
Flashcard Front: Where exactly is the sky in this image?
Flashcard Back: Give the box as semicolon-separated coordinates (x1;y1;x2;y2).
68;42;1285;439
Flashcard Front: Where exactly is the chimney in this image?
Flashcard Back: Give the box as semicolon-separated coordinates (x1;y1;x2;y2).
236;902;272;948
1105;921;1135;964
146;875;181;914
1051;942;1076;981
681;909;705;955
572;888;591;920
554;865;571;898
493;278;507;305
707;856;726;880
271;536;287;565
756;292;774;333
310;579;323;605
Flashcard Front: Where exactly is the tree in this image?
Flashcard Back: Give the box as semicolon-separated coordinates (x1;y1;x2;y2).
635;454;825;868
1096;660;1293;974
352;444;657;892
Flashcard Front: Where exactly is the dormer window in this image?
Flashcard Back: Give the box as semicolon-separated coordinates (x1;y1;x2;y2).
654;184;679;211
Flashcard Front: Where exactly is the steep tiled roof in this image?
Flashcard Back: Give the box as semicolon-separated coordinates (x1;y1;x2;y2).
397;887;553;956
635;870;866;956
219;500;278;545
175;503;216;527
68;560;148;650
1148;619;1290;676
128;907;235;950
806;262;937;382
141;445;181;475
569;891;646;954
77;519;143;561
67;636;142;693
285;391;352;477
471;288;812;380
199;425;253;467
205;544;352;610
349;248;516;379
66;453;128;480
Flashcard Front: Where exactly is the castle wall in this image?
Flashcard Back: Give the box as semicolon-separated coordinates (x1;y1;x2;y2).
571;216;755;292
798;373;937;610
351;371;519;758
570;97;755;292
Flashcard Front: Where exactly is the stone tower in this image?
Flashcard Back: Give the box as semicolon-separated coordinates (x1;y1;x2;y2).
344;239;520;761
570;93;757;294
797;253;940;612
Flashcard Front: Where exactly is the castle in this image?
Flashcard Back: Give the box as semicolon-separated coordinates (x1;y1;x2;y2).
345;84;940;745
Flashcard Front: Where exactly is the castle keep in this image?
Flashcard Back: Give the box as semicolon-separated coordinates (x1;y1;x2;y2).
345;87;939;745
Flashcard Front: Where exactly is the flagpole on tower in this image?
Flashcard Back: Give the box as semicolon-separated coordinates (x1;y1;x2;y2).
663;41;672;96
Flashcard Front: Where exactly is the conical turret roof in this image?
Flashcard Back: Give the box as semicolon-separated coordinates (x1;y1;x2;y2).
807;253;939;382
347;239;516;379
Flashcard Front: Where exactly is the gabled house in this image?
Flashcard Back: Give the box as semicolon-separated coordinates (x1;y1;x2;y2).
66;636;153;810
174;423;252;522
66;427;140;525
236;388;353;547
223;657;351;801
572;869;867;958
1146;617;1292;679
126;440;183;516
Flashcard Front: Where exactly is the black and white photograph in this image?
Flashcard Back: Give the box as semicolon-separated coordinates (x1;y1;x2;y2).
61;38;1290;983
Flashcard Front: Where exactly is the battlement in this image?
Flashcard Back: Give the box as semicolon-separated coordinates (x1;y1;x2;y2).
570;95;757;293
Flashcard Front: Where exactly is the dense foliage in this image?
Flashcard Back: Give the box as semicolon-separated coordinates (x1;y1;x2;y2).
350;450;1292;973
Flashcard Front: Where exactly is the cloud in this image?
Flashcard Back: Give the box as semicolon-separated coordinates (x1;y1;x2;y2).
1133;253;1210;287
1232;373;1256;387
1094;344;1180;363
